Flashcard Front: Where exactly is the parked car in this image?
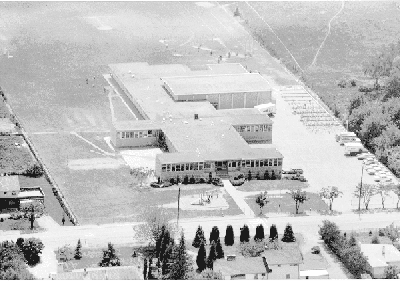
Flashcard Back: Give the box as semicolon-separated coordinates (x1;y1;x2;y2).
357;153;374;160
150;182;173;188
291;169;304;175
212;178;224;187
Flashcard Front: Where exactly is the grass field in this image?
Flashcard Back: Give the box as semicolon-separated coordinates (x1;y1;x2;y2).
236;179;308;192
237;1;400;115
0;135;35;174
244;192;329;215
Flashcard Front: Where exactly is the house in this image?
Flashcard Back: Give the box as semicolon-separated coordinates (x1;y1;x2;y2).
360;243;400;278
213;255;269;280
262;247;303;280
0;176;45;211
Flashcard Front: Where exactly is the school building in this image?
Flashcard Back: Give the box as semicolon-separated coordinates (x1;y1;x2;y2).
108;62;283;182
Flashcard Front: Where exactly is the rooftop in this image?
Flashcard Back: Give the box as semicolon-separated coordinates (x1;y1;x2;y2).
360;244;400;268
162;73;271;96
0;176;20;192
51;266;142;280
263;247;303;266
213;256;267;276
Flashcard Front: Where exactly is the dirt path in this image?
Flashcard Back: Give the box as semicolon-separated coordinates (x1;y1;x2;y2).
310;1;345;67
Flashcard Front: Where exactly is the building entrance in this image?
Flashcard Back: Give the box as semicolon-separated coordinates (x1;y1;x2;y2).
215;161;228;172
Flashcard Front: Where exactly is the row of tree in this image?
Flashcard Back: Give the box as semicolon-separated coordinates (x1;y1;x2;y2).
354;182;400;210
256;188;309;215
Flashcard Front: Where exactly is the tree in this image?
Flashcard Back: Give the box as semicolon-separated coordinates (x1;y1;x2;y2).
254;224;265;242
354;183;377;210
319;220;341;246
384;265;400;279
319;186;342;211
193;226;206;248
269;224;278;241
23;163;44;178
377;183;392;209
168;231;193;280
130;167;155;188
282;224;296;242
289;188;308;214
371;236;380;244
340;246;370;278
264;170;270;180
74;239;82;260
255;192;269;215
215;238;224;259
209;226;220;245
160;229;173;261
248;170;252;181
22;238;44;266
392;183;400;208
206;242;217;270
196;242;207;272
99;242;121;267
135;207;175;247
148;258;154;280
0;240;34;280
387;146;400;178
224;225;234;246
347;234;357;248
240;224;250;243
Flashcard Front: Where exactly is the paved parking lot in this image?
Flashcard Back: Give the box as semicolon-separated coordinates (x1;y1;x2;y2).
251;87;398;213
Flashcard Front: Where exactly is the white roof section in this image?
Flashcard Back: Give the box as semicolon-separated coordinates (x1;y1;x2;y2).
300;270;329;277
360;244;400;268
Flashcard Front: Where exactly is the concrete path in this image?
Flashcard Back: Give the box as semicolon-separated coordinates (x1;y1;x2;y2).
222;180;255;217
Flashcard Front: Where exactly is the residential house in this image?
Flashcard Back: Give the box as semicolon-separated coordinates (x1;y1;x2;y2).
360;243;400;278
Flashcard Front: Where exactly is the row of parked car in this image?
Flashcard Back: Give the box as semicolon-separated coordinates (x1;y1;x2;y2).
281;168;307;182
357;152;396;183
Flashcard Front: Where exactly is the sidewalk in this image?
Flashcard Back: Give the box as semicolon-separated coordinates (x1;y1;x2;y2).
222;180;255;217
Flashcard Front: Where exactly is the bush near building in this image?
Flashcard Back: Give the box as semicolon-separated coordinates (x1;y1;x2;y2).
319;220;371;278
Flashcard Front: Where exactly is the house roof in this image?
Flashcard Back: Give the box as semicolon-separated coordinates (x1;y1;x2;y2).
51;265;142;280
213;256;267;276
263;247;303;265
162;73;271;96
360;244;400;268
0;176;20;192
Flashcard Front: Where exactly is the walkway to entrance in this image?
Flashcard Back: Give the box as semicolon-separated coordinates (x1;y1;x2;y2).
222;180;255;217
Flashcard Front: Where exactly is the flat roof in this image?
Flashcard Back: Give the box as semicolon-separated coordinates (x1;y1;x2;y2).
162;73;271;96
0;176;20;192
114;120;162;131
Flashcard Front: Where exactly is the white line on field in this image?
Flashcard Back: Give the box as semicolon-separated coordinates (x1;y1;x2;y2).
310;1;345;67
244;1;305;74
70;131;115;157
179;32;195;47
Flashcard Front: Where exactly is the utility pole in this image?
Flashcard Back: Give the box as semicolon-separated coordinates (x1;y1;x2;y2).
358;164;364;212
177;187;181;229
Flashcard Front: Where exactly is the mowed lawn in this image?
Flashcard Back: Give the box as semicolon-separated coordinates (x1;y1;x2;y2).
0;135;35;174
237;180;308;192
244;192;329;215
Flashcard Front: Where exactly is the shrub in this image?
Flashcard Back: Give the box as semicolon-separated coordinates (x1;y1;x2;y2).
282;224;296;242
170;178;175;184
199;178;205;184
265;239;282;250
270;170;276;180
230;177;245;186
23;163;44;178
254;224;265;242
239;241;264;257
269;224;278;241
22;238;45;265
371;236;380;244
369;230;372;236
379;229;385;236
183;175;189;185
350;79;357;87
240;224;250;243
255;172;260;180
99;242;121;267
311;246;320;254
209;226;220;244
247;170;252;181
21;202;45;218
264;170;270;180
384;265;400;279
224;225;234;246
338;79;347;88
190;176;195;184
215;238;224;259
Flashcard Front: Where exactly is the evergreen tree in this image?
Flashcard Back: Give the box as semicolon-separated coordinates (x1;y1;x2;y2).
281;224;296;242
240;224;250;243
269;224;278;241
193;225;206;248
206;242;217;270
143;258;148;280
347;234;358;247
156;225;166;258
224;225;234;246
264;170;270;180
161;244;175;276
254;224;265;242
215;238;224;259
196;241;207;272
160;229;172;260
148;258;154;280
248;170;252;181
99;242;121;267
169;231;193;280
74;239;82;260
209;226;220;244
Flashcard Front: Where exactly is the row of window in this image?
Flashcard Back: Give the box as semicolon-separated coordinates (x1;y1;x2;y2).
235;124;272;133
229;159;282;168
120;130;154;139
161;158;282;172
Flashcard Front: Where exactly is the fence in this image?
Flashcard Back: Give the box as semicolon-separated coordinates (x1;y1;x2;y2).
0;92;79;225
